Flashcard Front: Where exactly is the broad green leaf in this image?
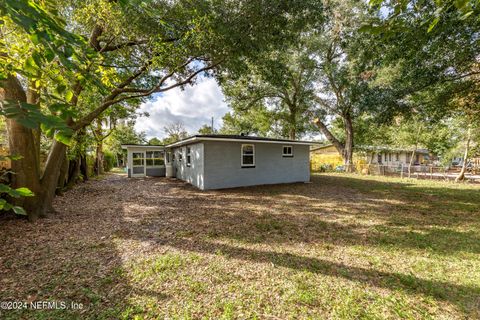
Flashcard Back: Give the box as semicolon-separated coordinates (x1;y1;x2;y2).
65;90;74;102
12;206;27;215
54;131;73;146
15;187;34;197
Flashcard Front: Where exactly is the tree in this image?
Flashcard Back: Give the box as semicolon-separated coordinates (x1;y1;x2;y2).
220;106;276;137
2;0;323;220
162;122;188;144
148;137;162;145
221;45;318;140
197;124;215;135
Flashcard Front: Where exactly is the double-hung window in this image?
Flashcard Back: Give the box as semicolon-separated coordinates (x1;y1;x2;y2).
186;147;191;166
178;149;183;162
241;144;255;167
282;145;293;157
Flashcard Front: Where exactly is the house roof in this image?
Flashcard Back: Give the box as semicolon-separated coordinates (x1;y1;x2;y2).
121;144;165;149
165;135;320;148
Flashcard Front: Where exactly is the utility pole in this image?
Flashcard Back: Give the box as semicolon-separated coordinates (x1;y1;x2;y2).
211;116;214;133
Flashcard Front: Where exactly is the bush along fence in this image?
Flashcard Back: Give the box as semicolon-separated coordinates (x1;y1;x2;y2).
311;162;480;182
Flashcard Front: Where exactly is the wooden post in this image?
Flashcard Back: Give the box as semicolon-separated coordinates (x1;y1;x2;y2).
401;163;404;179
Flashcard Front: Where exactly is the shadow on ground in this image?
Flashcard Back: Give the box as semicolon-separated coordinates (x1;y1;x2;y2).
0;173;479;318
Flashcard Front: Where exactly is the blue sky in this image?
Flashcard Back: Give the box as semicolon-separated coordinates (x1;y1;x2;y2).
134;77;229;139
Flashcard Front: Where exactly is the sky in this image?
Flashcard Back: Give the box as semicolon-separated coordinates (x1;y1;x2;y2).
134;76;229;139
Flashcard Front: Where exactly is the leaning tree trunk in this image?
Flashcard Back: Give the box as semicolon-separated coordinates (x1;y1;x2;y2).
456;127;471;182
313;118;345;155
1;76;43;221
37;140;68;217
407;147;417;178
343;112;354;173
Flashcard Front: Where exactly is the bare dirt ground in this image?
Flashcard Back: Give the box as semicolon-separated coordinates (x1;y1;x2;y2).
0;173;479;319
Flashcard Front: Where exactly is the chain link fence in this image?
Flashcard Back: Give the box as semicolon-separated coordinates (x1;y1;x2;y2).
311;162;480;182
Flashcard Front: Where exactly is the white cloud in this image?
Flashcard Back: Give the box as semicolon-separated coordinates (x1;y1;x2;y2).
134;76;229;139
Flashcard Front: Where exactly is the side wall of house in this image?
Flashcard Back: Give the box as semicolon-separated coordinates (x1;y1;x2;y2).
202;141;310;190
173;143;205;189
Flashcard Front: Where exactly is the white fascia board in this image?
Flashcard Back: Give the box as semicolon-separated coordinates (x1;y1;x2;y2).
165;137;318;148
121;145;165;150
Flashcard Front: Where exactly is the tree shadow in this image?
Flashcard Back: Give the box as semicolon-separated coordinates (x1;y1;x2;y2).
0;174;169;319
112;174;480;314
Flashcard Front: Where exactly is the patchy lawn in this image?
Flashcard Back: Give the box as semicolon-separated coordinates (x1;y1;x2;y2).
0;173;479;319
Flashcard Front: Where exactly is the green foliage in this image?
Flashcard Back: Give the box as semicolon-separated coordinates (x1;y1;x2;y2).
197;125;215;135
103;150;115;172
148;137;162;145
162;122;188;144
0;183;34;216
104;122;146;157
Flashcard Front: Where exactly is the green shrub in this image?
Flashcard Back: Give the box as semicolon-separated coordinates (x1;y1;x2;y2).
103;150;115;172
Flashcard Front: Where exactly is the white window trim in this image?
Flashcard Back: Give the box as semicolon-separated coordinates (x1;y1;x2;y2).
241;144;255;167
186;147;191;167
282;145;293;157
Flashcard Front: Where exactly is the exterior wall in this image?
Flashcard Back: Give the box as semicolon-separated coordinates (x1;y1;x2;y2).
146;167;165;176
172;143;205;189
368;151;428;165
125;146;165;177
202;141;310;190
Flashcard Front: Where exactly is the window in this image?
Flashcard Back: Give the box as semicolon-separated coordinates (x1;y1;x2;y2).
395;153;399;161
241;144;255;167
178;149;183;162
132;152;144;166
146;151;164;166
384;153;387;162
282;145;293;157
166;152;171;163
186;147;191;166
389;153;392;162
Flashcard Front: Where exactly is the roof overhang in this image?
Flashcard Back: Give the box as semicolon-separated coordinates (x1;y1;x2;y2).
165;136;318;148
121;145;165;150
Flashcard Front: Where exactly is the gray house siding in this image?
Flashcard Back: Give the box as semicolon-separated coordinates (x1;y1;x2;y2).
173;143;205;189
202;141;310;190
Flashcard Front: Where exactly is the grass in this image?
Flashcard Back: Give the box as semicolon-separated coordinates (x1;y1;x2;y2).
0;173;479;319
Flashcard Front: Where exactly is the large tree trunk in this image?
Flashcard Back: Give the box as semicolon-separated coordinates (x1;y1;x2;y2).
38;140;67;216
456;127;471;182
343;112;354;172
80;154;89;181
56;153;69;194
313;118;345;155
1;76;43;221
66;157;81;188
95;141;104;176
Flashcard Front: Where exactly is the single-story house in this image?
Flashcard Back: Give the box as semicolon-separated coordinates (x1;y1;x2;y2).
122;135;315;190
311;144;433;166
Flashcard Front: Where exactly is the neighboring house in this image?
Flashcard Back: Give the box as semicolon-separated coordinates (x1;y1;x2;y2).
122;135;314;190
311;144;432;166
